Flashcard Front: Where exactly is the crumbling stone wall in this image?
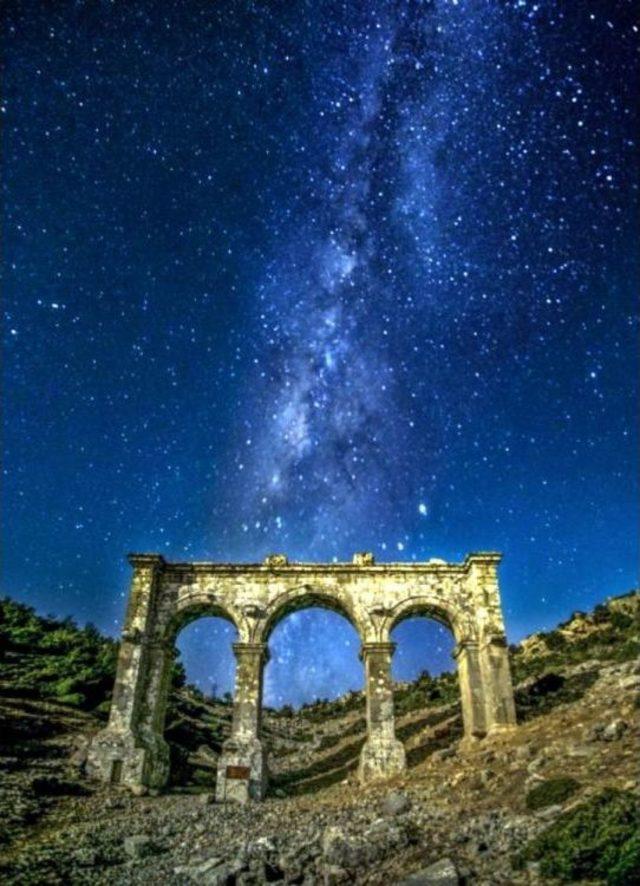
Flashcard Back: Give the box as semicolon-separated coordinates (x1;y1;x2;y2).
87;552;516;800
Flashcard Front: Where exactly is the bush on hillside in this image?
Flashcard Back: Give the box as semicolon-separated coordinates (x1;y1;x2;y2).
516;788;640;884
0;597;185;711
509;593;639;685
525;777;580;811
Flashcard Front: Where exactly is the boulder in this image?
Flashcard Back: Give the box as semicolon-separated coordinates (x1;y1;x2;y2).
248;836;278;856
432;747;456;762
69;736;90;769
513;743;534;761
322;826;359;869
174;856;230;884
535;803;563;820
382;791;411;816
321;820;405;872
589;719;628;742
72;847;97;867
123;834;155;860
618;674;640;691
399;857;460;885
602;720;628;741
323;864;351;884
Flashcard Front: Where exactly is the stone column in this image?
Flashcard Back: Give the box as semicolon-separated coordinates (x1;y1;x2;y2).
358;642;406;782
86;554;170;789
216;642;268;803
479;635;517;734
464;554;517;736
453;638;488;742
132;636;174;786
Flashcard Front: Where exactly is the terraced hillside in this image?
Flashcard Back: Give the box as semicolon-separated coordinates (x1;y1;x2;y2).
0;590;638;884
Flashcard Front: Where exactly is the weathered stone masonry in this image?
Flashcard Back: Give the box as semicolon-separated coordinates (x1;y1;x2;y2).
87;552;517;801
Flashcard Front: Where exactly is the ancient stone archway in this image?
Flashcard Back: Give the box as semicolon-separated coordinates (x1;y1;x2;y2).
87;551;517;801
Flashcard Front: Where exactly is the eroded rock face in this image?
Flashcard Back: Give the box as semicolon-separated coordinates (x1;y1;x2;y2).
87;552;517;799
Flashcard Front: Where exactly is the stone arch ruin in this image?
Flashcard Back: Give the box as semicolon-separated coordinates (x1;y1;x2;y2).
87;551;517;801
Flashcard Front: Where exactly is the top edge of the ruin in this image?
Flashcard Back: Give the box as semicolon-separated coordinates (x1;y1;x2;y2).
126;551;502;571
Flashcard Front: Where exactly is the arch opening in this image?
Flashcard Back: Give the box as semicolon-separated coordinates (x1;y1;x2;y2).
262;605;365;797
262;588;360;645
165;613;238;789
390;611;462;767
166;599;239;645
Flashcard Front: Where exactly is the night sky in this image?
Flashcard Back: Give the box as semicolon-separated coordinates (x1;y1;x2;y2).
3;1;638;707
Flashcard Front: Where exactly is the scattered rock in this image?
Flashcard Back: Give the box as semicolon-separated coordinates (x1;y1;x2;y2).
479;768;495;785
432;747;456;762
400;857;460;885
104;795;125;809
175;855;228;882
323;864;351;884
535;803;563;820
565;743;596;758
72;846;97;866
1;600;638;886
123;834;156;859
513;744;534;761
69;736;90;769
589;719;628;742
382;791;411;816
322;826;358;869
602;720;628;741
247;835;278;857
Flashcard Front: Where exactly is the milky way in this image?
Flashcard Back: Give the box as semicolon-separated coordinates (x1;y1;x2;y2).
3;1;638;704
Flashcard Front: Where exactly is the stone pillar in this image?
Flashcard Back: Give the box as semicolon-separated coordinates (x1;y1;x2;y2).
216;642;268;803
86;554;170;789
479;635;517;734
358;642;406;782
453;638;487;742
464;554;517;736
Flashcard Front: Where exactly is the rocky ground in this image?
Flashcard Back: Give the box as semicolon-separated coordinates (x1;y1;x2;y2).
0;593;638;885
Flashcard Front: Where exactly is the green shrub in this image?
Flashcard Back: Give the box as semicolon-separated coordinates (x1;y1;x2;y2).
544;630;567;650
518;788;640;883
516;669;599;721
610;610;633;631
525;777;580;811
593;603;611;624
609;832;640;885
55;692;86;707
0;596;188;713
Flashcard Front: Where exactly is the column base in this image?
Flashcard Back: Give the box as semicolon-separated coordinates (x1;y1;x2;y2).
358;736;406;783
86;727;170;790
458;733;484;753
486;722;517;737
216;738;266;803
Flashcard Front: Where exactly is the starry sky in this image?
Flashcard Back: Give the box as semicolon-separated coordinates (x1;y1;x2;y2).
3;1;638;707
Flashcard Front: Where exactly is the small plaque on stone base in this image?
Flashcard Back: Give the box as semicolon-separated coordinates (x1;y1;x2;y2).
226;765;251;780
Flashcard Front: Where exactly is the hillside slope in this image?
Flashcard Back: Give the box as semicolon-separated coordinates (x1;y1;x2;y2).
0;591;638;884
